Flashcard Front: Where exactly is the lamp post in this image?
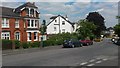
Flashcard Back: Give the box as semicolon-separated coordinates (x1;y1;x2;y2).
40;20;46;48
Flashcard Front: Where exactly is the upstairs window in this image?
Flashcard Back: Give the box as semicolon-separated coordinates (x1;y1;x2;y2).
31;20;34;27
27;20;30;27
55;20;57;22
2;18;9;28
62;21;65;25
15;19;19;28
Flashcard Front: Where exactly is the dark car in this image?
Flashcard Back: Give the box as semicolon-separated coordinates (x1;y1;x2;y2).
80;40;93;46
63;39;83;48
115;39;120;46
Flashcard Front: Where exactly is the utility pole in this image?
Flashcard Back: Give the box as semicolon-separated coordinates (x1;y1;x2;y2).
40;20;46;48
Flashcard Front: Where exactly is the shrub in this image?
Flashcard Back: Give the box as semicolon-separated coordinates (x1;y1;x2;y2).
13;40;21;49
31;42;40;48
21;42;30;49
2;39;12;50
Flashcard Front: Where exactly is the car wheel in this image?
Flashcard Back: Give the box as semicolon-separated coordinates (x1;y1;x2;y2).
72;45;75;48
80;44;83;47
86;43;89;46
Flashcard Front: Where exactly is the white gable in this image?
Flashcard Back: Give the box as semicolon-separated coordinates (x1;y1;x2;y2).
47;15;74;34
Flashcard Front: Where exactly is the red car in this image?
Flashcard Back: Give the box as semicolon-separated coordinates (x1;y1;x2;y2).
80;40;93;46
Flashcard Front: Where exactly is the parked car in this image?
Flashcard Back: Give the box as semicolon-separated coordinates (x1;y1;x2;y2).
111;36;119;43
80;39;93;46
63;39;83;48
115;39;120;46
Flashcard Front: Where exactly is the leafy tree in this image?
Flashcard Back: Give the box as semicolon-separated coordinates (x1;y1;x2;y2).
86;12;106;37
76;19;96;40
114;23;120;37
40;20;47;35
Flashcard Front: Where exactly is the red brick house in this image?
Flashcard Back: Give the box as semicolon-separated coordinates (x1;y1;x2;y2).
0;2;41;42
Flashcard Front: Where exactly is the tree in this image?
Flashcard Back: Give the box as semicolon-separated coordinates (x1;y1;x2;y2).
39;20;47;47
86;12;106;37
114;23;120;37
40;20;47;35
76;19;96;40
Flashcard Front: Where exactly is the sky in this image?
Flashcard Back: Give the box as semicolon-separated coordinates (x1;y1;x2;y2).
0;0;119;28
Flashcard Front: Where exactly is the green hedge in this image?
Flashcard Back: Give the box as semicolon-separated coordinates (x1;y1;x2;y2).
2;39;12;50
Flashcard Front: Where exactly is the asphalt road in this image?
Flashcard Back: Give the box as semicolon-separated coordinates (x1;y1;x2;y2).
2;38;119;67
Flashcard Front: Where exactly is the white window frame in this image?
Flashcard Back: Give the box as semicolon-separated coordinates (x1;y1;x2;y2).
15;19;19;28
27;32;32;41
15;32;20;41
34;32;38;41
1;32;10;40
2;18;9;28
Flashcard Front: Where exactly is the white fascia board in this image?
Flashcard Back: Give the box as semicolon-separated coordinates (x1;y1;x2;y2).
21;7;25;11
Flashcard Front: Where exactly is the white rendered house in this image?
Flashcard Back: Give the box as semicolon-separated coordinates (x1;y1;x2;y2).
47;15;76;34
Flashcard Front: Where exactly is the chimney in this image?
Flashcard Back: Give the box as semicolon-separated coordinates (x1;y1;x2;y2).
33;2;35;5
65;15;68;20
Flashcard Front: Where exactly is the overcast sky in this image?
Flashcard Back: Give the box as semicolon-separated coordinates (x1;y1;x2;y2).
0;0;119;28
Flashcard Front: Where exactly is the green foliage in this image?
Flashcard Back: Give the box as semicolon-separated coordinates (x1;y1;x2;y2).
31;42;40;48
43;33;78;47
114;23;120;37
13;40;21;49
2;39;12;50
76;19;96;40
21;42;30;49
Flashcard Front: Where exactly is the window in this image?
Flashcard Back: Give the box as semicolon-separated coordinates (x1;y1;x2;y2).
54;27;56;31
27;20;30;27
35;20;38;27
2;18;9;28
62;21;65;25
31;20;34;27
62;29;65;33
34;32;37;40
15;32;20;40
1;32;10;40
28;32;31;40
26;8;29;16
15;19;19;28
55;20;57;22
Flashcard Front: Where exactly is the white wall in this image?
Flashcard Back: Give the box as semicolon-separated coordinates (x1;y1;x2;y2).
47;16;74;34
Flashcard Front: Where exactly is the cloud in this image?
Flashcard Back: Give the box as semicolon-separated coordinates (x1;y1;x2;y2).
96;8;104;12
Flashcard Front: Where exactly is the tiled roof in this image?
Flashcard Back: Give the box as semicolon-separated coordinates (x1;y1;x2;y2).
0;6;20;18
14;2;38;13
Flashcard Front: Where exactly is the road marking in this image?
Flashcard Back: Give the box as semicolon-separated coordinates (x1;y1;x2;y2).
87;64;95;66
102;58;108;61
95;61;102;63
80;62;88;65
89;59;95;62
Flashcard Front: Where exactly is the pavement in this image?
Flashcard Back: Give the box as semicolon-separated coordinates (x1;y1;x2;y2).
2;45;62;56
1;38;120;67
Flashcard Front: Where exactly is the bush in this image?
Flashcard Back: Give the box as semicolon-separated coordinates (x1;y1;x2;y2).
31;42;40;48
21;42;30;49
2;39;12;50
13;40;21;49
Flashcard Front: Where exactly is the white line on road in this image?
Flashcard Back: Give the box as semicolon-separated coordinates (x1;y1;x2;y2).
102;58;108;61
89;59;95;62
80;62;88;65
87;64;95;66
95;61;102;63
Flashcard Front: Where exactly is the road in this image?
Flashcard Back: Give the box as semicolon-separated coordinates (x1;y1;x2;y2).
2;38;119;67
